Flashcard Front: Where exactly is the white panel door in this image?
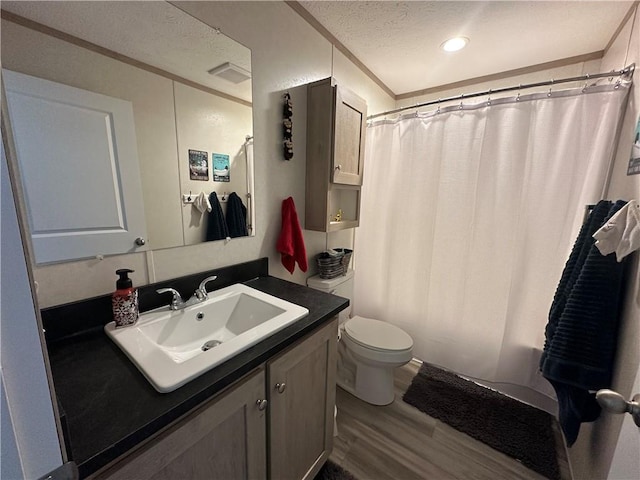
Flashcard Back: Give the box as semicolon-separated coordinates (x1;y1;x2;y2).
607;363;640;480
3;69;147;263
1;140;63;477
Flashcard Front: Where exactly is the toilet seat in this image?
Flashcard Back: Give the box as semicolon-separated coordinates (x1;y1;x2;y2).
344;316;413;353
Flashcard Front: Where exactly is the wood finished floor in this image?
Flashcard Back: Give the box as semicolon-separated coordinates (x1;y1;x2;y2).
329;360;571;480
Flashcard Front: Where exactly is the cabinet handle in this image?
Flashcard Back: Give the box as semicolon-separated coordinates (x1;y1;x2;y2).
256;399;268;411
275;382;287;394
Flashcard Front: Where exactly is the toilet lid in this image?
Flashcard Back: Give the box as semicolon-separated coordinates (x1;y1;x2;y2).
344;316;413;352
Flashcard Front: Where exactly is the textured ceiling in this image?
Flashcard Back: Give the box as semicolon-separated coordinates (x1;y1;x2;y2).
298;1;635;95
2;1;634;101
1;1;252;102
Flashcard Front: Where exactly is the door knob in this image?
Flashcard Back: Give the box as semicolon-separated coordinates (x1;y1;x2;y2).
135;237;146;246
256;399;268;411
275;382;286;394
596;389;640;427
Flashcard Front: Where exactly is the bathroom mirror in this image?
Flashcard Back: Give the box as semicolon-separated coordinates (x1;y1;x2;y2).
1;1;255;263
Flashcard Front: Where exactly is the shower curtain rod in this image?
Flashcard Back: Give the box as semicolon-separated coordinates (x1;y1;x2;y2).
368;63;635;120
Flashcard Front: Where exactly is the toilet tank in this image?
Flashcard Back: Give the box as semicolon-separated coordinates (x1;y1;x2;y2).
307;269;354;322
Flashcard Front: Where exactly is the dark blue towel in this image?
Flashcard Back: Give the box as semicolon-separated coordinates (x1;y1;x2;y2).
205;192;229;242
226;192;248;238
540;200;628;445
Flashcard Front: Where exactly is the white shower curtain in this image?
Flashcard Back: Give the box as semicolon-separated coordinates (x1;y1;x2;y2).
353;82;630;395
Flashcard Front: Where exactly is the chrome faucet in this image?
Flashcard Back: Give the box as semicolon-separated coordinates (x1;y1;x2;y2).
194;276;218;301
156;287;186;310
156;275;218;311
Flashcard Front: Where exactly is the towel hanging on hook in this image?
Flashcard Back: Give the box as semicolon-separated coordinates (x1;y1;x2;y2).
206;192;229;241
193;192;211;213
593;199;640;262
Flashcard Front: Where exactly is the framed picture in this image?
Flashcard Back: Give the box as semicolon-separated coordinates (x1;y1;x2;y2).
189;149;209;180
213;153;230;182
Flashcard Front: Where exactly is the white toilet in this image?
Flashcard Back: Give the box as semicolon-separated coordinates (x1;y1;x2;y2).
307;270;414;406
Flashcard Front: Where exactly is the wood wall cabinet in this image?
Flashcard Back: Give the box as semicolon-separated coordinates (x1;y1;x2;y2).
306;78;367;232
95;318;338;480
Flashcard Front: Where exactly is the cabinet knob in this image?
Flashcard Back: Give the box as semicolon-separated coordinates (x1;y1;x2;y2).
335;164;342;171
256;399;268;411
135;237;146;246
275;382;287;394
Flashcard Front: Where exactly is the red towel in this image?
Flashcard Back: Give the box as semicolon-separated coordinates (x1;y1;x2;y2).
276;197;308;274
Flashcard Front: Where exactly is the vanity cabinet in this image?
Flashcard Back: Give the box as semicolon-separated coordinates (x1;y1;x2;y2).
268;318;337;480
94;317;338;480
95;368;267;480
306;78;367;232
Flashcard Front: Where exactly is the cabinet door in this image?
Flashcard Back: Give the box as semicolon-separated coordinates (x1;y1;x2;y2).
268;319;338;480
332;85;367;186
3;69;148;263
96;369;267;480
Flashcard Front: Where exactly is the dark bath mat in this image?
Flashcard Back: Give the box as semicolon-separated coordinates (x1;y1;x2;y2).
314;460;358;480
403;362;561;480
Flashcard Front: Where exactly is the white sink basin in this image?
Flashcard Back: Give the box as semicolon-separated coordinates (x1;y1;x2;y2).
105;283;309;392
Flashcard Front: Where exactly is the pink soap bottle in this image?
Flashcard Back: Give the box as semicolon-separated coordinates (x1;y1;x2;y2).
112;269;139;328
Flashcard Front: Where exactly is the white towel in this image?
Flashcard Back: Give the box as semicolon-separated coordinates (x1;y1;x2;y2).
193;191;211;213
593;199;640;262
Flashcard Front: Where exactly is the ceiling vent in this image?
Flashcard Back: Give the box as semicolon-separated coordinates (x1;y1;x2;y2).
207;62;251;83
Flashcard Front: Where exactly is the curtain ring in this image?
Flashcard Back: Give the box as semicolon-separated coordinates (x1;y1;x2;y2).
614;78;621;89
486;96;491;106
582;82;588;93
436;98;441;114
547;87;552;97
516;92;521;102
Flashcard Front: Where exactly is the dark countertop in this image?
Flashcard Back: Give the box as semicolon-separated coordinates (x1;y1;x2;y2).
46;275;348;478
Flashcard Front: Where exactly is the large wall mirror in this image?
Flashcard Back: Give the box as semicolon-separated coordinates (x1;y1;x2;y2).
1;1;254;264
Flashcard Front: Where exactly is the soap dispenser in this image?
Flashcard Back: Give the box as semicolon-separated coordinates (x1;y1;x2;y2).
112;269;138;328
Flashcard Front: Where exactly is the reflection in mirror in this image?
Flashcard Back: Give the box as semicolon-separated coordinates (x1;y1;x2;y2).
1;1;254;263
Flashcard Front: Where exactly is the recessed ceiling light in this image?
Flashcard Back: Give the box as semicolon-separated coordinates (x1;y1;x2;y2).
441;37;469;52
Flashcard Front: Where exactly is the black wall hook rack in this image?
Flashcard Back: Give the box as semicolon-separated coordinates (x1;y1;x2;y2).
283;92;293;160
